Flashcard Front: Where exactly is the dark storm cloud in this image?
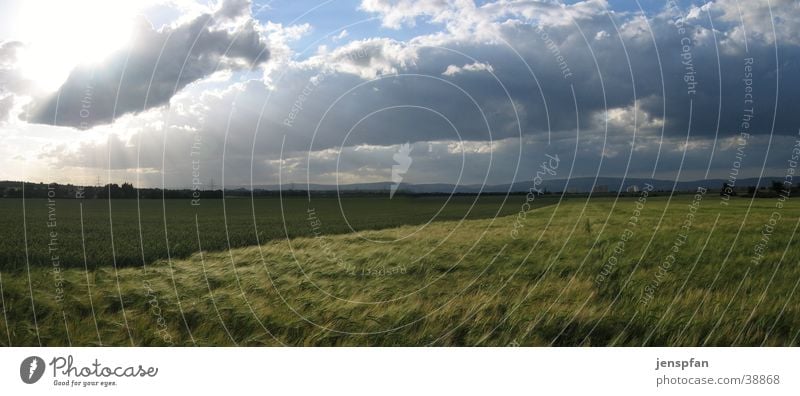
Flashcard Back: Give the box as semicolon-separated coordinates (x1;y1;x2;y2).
630;7;794;139
28;0;268;128
253;0;800;158
476;5;799;140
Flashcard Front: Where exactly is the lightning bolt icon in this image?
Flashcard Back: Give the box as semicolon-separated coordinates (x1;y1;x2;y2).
29;359;37;380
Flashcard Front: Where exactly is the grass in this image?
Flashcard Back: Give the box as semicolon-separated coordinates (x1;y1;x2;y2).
1;194;799;346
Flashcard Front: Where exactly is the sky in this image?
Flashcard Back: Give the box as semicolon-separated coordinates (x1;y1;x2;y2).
0;0;798;188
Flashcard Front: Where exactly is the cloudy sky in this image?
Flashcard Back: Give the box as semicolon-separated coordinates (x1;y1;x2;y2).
0;0;798;188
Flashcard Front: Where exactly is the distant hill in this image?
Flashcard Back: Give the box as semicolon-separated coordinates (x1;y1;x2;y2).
252;177;791;194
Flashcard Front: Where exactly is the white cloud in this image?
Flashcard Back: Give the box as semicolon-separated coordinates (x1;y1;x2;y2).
442;61;494;76
710;0;800;48
359;0;459;29
308;38;418;79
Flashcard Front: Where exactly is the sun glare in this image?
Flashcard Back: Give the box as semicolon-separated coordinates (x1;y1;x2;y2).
16;0;140;91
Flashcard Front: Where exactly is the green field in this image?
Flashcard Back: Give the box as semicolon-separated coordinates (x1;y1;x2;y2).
1;194;799;346
0;194;526;270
